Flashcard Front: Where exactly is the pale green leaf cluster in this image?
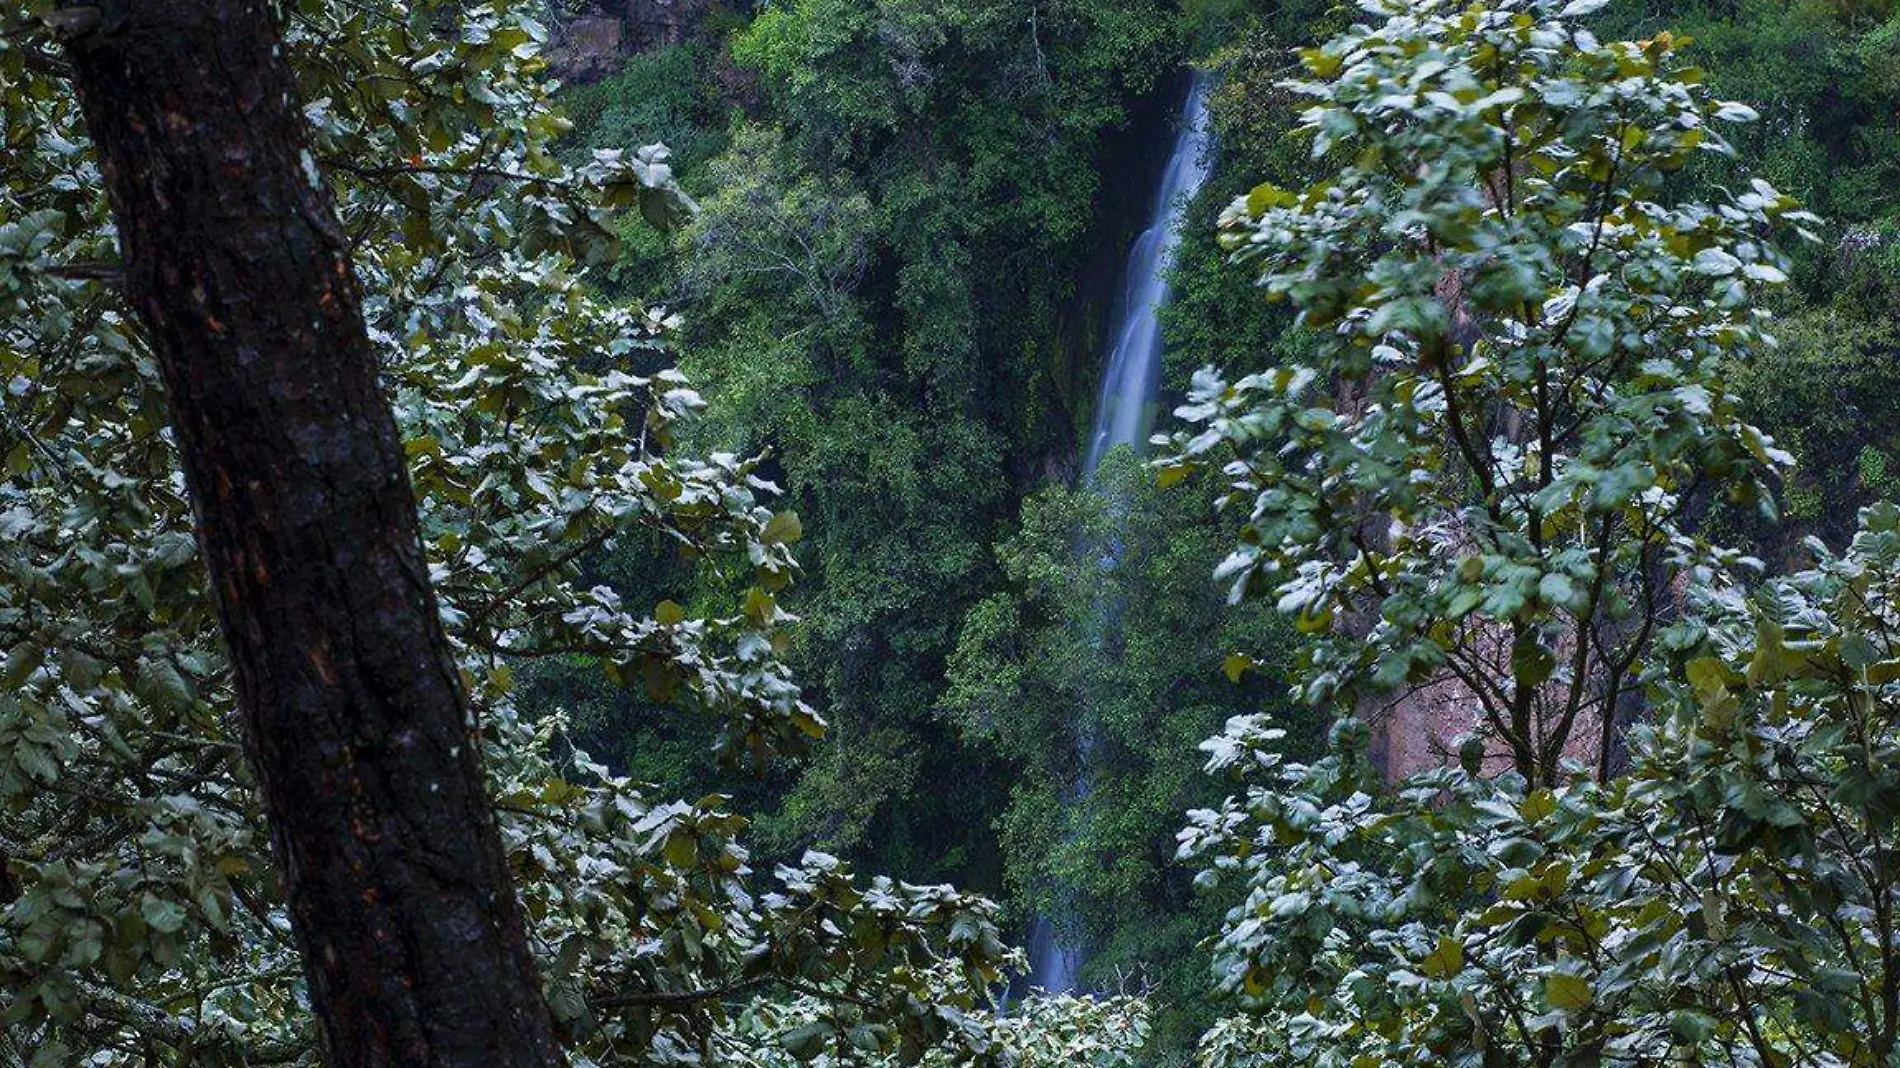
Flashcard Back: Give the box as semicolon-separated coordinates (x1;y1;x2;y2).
725;970;1149;1068
1161;0;1814;782
1184;504;1900;1066
1166;1;1900;1063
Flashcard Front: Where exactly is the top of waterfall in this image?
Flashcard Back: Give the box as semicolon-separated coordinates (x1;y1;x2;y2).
1079;74;1215;481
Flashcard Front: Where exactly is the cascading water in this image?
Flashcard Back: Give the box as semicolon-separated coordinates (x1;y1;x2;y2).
1080;74;1215;482
1025;73;1214;995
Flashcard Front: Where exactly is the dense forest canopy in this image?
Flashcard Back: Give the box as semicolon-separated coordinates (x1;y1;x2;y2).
3;0;1899;1064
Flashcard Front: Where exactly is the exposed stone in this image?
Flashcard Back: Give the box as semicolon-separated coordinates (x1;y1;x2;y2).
625;0;718;50
549;15;623;81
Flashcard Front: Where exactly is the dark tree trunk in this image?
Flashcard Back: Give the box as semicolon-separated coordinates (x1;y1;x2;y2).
55;3;563;1066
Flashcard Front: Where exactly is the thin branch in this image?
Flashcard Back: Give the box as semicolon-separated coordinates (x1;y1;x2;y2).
462;525;617;633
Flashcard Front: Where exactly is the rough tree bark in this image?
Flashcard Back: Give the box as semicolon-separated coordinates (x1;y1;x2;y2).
54;2;564;1065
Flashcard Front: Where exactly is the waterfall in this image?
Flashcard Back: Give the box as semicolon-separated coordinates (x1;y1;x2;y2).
1080;73;1215;482
1025;72;1214;995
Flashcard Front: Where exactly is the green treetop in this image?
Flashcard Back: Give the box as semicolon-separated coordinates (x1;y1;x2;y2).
1163;0;1816;784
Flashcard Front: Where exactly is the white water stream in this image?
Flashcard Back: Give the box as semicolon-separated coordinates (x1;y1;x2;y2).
1025;73;1213;994
1080;74;1215;482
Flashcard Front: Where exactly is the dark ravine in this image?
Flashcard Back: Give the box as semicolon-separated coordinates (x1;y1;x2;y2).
1027;71;1215;994
1038;67;1196;484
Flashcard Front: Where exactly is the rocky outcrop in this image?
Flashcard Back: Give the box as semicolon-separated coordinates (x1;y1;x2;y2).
1365;658;1606;781
549;15;623;81
624;0;718;50
547;0;723;81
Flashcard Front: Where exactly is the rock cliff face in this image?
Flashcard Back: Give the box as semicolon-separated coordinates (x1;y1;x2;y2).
623;0;718;50
1365;656;1606;780
548;0;723;81
550;15;623;80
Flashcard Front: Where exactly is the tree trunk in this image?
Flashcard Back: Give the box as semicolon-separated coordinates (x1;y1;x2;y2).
56;3;563;1066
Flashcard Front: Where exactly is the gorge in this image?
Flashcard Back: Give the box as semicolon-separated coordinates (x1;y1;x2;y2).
1027;70;1215;995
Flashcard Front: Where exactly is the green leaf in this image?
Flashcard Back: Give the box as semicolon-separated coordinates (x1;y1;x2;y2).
782;1021;831;1061
1512;635;1555;687
1841;632;1880;670
1501;871;1544;902
134;657;193;712
1671;1009;1718;1043
663;829;698;868
1421;933;1464;977
546;980;587;1023
762;510;803;544
1685;656;1733;698
1299;46;1342;77
744;588;776;626
2;643;43;687
1245;182;1295;215
1545;972;1593;1011
140;894;187;935
1538;572;1580;609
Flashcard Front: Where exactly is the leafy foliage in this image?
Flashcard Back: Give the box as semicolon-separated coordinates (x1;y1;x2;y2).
13;0;1900;1062
1595;0;1900;560
593;0;1186;880
1183;504;1900;1066
729;976;1149;1067
0;1;1145;1063
1168;0;1900;1063
1162;0;1813;783
942;451;1300;1009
